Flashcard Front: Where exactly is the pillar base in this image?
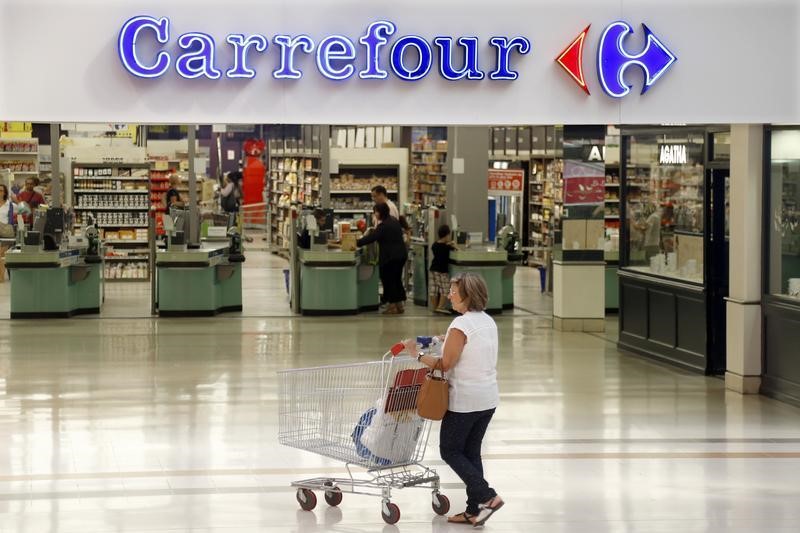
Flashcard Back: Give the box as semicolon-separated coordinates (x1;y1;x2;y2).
554;317;605;332
725;372;761;394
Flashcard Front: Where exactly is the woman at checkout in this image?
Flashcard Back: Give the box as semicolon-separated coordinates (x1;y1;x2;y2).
404;272;503;526
356;203;407;314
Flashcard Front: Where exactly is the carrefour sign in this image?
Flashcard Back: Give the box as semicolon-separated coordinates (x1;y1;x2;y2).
117;16;676;97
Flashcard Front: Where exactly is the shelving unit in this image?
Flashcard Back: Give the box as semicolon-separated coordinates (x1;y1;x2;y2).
328;147;408;227
410;136;448;208
528;157;563;249
72;162;152;281
0;139;39;190
268;146;323;250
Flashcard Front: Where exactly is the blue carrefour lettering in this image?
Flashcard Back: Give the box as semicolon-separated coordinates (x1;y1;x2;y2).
316;36;357;80
176;33;222;79
226;35;268;79
390;36;433;81
273;35;315;79
433;37;484;80
118;15;171;78
116;17;535;83
488;37;531;80
359;21;396;79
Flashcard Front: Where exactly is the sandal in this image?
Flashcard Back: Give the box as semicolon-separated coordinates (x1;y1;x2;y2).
472;496;504;527
447;512;476;524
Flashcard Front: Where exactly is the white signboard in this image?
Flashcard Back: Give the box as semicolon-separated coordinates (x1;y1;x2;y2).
1;0;799;124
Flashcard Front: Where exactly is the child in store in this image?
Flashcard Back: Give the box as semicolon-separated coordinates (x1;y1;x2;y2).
429;224;456;314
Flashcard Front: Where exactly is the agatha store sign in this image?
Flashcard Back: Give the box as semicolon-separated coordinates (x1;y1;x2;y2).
117;16;677;98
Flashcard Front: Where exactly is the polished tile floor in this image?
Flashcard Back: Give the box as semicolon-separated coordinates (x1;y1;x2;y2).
1;251;799;532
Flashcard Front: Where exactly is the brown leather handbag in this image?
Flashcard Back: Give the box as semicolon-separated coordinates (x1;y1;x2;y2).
416;360;449;420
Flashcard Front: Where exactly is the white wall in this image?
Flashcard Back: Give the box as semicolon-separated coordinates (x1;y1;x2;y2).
2;0;799;124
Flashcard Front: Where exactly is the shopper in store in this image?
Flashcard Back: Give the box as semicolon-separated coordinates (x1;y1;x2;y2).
166;174;185;209
430;224;457;314
404;272;503;526
0;184;16;278
16;177;44;226
371;185;399;220
356;202;407;314
298;209;328;250
640;203;662;260
220;171;243;213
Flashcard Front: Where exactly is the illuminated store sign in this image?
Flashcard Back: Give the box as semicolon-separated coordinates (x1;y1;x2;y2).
117;16;676;97
118;16;531;82
659;144;688;165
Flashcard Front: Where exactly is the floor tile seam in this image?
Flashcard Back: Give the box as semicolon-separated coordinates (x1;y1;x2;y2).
3;451;799;482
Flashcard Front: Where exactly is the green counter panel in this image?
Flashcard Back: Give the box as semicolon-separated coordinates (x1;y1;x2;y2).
300;264;358;315
357;264;380;311
449;264;504;313
157;263;243;316
502;264;516;309
605;264;619;310
10;264;102;318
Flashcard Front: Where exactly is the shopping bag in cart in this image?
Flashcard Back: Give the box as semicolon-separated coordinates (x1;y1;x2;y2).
351;367;428;465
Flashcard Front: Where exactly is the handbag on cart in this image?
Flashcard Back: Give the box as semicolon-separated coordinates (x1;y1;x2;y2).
416;360;449;420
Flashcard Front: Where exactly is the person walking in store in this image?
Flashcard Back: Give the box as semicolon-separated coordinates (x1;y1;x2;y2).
356;202;407;314
404;272;503;526
640;203;662;260
220;171;243;214
371;185;398;220
166;174;185;210
16;177;44;227
430;224;457;314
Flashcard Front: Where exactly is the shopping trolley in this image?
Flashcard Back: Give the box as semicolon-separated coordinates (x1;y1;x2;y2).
277;342;450;525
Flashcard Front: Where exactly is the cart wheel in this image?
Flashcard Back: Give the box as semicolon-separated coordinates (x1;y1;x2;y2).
296;488;317;511
324;489;342;507
432;493;450;515
381;502;401;525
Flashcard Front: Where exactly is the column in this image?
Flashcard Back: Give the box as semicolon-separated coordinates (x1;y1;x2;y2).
447;126;489;235
726;124;763;394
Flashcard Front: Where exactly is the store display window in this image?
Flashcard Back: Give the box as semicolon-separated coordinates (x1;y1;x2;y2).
768;129;800;300
623;132;705;283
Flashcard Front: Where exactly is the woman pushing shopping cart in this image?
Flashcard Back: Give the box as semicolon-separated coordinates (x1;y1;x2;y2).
278;272;503;527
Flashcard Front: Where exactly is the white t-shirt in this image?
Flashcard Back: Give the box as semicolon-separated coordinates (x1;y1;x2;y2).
386;199;399;220
445;311;499;413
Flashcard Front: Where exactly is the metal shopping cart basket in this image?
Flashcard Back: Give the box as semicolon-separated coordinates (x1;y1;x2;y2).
277;342;450;525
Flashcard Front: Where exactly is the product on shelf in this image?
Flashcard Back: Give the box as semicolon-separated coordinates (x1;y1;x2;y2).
268;148;322;249
411;136;447;208
72;162;153;280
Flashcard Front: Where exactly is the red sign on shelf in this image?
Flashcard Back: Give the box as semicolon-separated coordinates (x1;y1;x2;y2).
487;169;524;197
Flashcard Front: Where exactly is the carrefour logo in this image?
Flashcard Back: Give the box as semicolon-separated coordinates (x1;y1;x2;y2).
117;16;675;97
556;22;676;98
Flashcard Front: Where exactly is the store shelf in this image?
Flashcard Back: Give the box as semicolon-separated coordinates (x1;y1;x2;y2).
0;152;37;156
75;189;148;194
75;207;148;211
105;240;149;245
105;256;149;261
330;190;397;194
3;171;38;175
75;177;149;181
333;209;372;213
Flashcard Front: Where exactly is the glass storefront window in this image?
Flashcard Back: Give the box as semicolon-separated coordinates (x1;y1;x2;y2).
769;130;800;300
624;132;705;283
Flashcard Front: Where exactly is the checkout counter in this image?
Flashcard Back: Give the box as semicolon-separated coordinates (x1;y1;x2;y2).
5;209;104;319
297;248;379;315
449;248;509;314
155;218;244;316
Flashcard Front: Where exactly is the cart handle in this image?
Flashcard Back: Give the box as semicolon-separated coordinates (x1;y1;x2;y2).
390;342;406;357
